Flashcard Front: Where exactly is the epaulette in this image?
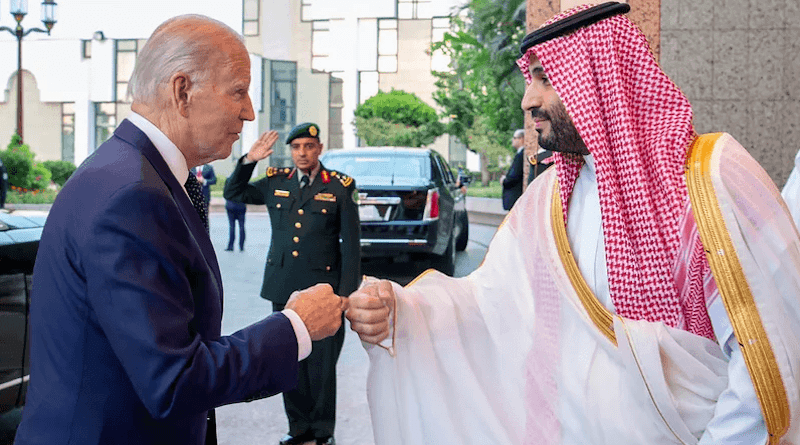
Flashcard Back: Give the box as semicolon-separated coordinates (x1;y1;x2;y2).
330;170;353;187
266;167;293;178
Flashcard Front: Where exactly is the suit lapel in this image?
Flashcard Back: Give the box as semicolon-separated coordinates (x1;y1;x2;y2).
113;120;223;294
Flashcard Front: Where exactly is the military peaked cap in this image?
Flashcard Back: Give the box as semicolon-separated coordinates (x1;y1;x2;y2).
519;1;630;55
286;122;321;144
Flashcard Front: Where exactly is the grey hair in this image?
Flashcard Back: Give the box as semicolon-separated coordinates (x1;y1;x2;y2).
128;14;244;104
514;129;525;138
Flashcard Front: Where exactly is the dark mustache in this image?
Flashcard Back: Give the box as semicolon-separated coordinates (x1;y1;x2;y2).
530;108;550;120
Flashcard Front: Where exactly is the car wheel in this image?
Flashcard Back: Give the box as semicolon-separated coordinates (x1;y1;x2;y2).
455;212;469;252
432;232;456;276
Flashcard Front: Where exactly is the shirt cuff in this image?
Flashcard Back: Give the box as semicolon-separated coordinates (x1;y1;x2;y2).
282;309;312;361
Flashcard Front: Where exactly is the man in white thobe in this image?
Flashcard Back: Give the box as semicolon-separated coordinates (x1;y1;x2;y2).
342;3;800;444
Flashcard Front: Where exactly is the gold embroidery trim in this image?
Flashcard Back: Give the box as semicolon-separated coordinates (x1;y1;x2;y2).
686;133;789;443
550;184;617;345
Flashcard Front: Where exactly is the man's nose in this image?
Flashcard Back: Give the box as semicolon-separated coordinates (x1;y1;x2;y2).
521;82;540;112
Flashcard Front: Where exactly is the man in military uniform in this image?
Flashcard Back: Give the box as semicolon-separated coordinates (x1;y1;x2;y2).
224;122;360;445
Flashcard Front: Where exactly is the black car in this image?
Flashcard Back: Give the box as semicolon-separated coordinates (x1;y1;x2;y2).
321;147;468;275
0;210;46;418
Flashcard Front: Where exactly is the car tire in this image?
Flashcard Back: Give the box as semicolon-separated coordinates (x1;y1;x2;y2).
455;211;469;252
432;232;456;276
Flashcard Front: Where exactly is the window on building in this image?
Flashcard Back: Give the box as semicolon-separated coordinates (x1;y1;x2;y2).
358;71;379;104
311;20;330;72
270;60;297;166
378;19;397;73
301;0;312;21
116;39;138;103
95;102;117;150
398;0;432;19
61;102;75;163
81;40;91;59
431;17;451;72
243;0;259;36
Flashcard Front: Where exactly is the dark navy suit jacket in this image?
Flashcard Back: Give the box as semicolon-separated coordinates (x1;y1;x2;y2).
14;120;299;445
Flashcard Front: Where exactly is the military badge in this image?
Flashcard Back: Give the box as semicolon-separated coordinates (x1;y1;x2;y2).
274;189;290;197
309;126;318;137
352;189;361;204
321;170;331;184
314;193;336;202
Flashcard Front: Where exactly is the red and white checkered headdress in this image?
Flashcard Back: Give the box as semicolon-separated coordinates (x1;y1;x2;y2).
517;5;706;333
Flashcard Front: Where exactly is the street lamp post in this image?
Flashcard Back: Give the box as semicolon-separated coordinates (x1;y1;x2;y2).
0;0;57;143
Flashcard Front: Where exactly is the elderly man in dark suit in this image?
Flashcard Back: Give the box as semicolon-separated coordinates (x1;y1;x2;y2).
225;122;360;445
14;15;345;445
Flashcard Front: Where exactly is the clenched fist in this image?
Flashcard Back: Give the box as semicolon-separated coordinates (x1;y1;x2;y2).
345;279;395;344
285;283;346;341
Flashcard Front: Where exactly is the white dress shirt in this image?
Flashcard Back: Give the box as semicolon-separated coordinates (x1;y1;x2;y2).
126;113;312;361
565;154;767;444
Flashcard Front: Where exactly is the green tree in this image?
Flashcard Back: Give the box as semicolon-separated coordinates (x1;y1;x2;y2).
431;0;527;185
353;89;444;147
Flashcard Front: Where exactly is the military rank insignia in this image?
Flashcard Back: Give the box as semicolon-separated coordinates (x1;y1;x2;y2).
314;193;336;202
330;171;353;187
321;170;331;184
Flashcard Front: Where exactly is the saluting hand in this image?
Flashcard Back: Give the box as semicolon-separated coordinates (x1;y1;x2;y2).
345;279;395;344
285;283;346;341
245;130;279;162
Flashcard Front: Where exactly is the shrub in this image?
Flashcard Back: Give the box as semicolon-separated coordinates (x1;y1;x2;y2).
353;116;443;147
29;163;52;191
0;134;35;189
6;187;58;204
42;160;77;187
355;90;439;127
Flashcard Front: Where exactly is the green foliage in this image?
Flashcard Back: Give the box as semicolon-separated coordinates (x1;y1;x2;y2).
353;90;444;147
431;0;527;153
465;180;502;199
29;163;52;191
42;160;77;187
210;174;226;193
354;116;443;147
355;90;439;127
1;134;35;189
5;188;58;204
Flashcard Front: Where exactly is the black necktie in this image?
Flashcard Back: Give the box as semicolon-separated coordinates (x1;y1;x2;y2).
300;175;310;199
185;173;209;233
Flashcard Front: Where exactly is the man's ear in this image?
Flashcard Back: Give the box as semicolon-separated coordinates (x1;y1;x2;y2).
170;72;192;118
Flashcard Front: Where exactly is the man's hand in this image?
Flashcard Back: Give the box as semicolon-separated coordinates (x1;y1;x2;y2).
245;130;279;163
285;283;346;341
345;280;395;344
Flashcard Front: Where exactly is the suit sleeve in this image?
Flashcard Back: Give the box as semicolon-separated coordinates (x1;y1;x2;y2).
223;155;267;205
204;166;217;187
338;179;361;296
502;150;524;189
85;183;297;419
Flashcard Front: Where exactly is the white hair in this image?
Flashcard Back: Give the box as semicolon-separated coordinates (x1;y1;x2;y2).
514;129;525;138
128;14;245;104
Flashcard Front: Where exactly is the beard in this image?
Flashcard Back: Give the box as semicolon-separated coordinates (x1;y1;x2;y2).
534;101;589;155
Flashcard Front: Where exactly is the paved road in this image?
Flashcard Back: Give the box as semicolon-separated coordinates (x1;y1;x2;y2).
211;213;496;445
0;212;497;445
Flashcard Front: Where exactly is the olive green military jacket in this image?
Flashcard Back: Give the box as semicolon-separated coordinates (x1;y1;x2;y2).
224;156;361;305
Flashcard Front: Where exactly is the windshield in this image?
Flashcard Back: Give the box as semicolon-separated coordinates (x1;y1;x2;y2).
322;153;431;184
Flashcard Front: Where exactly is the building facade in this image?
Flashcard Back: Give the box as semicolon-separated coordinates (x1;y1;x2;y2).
0;0;470;180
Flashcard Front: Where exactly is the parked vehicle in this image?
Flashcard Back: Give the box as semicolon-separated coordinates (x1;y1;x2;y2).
321;147;468;275
0;210;46;417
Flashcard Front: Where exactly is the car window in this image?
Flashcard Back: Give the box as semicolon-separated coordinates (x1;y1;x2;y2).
322;153;430;180
438;155;456;184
